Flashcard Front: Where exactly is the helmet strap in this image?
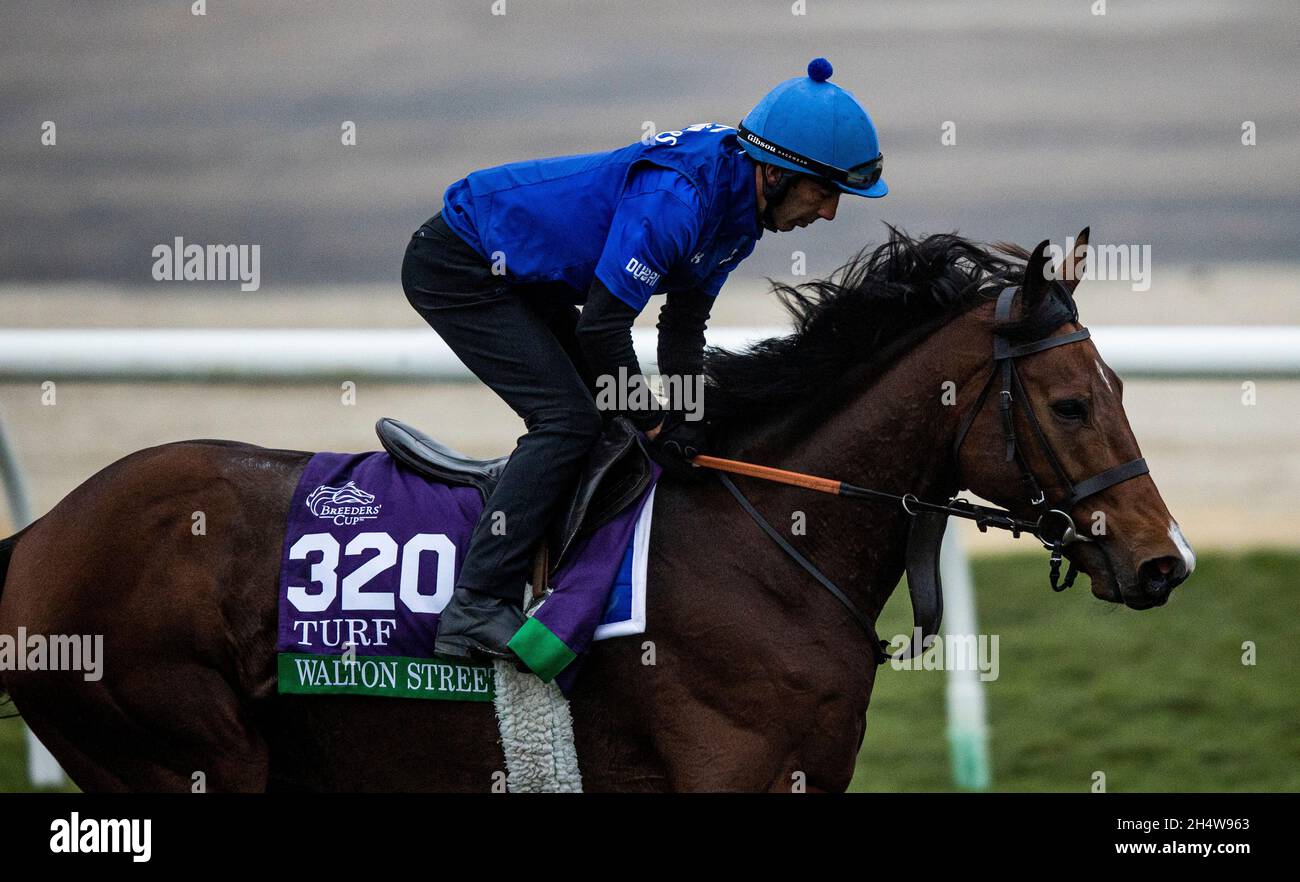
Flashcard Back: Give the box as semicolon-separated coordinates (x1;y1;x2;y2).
759;167;801;232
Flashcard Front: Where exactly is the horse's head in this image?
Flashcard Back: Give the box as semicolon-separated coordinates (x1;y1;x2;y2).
955;229;1194;609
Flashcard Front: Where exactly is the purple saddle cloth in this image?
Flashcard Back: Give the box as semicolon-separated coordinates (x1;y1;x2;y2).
276;450;658;701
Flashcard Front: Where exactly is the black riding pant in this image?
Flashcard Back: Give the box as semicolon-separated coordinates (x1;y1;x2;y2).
401;213;604;603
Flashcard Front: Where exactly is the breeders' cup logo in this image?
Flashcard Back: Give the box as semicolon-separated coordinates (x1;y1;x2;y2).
306;481;381;525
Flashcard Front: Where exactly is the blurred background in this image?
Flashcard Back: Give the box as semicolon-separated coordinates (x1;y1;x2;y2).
0;0;1297;792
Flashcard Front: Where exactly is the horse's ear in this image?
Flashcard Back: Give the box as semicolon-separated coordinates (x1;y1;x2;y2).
1019;238;1054;314
1057;226;1090;296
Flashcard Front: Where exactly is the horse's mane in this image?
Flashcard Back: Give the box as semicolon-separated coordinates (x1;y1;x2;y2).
704;225;1077;442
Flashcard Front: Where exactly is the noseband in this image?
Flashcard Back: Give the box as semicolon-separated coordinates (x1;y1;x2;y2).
697;281;1150;664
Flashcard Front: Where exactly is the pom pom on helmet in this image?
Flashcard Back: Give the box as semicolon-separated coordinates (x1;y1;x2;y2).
807;57;833;82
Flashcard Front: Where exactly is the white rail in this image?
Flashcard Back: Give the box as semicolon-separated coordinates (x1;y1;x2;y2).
1;326;1299;380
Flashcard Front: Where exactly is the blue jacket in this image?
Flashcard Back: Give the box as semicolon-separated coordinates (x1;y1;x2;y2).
441;124;762;312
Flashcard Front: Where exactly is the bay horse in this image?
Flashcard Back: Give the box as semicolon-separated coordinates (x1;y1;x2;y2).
0;229;1193;792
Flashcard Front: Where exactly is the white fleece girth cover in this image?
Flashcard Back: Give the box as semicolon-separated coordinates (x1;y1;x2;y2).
492;659;582;792
487;485;660;791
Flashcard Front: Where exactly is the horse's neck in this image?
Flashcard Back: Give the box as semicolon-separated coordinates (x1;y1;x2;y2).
716;313;988;620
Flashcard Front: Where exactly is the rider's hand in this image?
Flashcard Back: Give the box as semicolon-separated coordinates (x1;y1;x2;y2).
647;412;710;482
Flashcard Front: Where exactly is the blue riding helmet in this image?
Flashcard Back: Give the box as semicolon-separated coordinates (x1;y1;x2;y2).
739;57;887;198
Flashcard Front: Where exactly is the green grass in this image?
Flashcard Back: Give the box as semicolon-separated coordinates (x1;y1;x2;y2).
0;710;77;792
2;551;1296;792
0;713;34;791
852;549;1300;792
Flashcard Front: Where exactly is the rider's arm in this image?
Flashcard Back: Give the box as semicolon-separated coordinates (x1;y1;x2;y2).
655;289;714;410
575;279;663;431
579;165;706;432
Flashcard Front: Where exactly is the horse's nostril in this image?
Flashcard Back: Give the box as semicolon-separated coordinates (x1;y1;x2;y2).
1139;555;1186;596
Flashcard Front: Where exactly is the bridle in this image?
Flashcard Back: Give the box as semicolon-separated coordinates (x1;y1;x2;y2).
950;283;1149;591
694;281;1150;664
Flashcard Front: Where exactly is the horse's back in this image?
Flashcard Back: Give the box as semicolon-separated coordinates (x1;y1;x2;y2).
2;440;306;634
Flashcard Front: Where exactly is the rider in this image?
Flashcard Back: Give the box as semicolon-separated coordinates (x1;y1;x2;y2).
402;57;888;661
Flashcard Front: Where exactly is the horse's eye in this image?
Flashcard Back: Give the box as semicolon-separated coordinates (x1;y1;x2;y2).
1051;399;1089;421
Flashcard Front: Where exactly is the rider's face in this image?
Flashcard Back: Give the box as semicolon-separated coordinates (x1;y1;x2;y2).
758;167;841;232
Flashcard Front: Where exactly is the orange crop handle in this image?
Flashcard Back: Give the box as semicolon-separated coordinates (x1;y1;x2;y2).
690;455;842;496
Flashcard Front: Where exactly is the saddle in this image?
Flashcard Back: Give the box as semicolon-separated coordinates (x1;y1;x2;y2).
375;416;653;590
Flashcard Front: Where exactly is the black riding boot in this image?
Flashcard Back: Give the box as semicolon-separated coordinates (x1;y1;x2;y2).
433;588;526;660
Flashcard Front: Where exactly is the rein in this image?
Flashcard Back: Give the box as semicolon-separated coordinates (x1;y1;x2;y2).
692;283;1150;665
